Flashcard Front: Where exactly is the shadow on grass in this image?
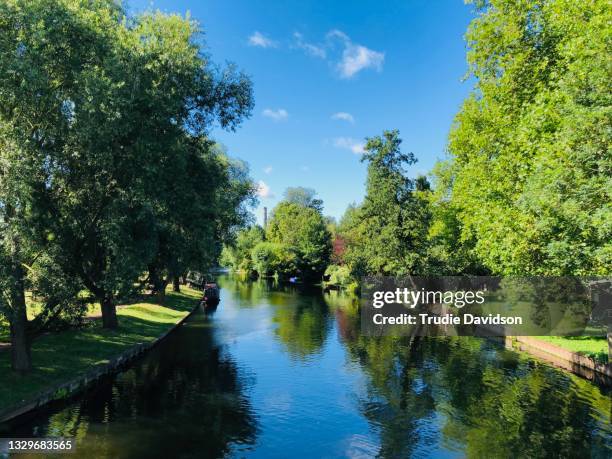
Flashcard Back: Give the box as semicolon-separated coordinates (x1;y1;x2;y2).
164;290;201;313
0;289;200;412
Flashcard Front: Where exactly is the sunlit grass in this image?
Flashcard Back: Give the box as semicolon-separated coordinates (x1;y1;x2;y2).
535;335;608;364
0;287;201;412
480;298;608;363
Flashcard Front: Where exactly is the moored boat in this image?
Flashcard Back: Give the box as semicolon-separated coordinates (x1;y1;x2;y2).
200;282;220;306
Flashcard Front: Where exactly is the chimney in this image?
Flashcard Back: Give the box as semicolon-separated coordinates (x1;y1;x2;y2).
263;206;268;229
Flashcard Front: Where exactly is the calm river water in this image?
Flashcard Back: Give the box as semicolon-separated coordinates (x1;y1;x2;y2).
7;275;612;458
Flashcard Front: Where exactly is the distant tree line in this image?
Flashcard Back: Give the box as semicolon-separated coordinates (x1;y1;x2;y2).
221;187;331;282
333;0;610;284
222;0;611;289
0;0;255;372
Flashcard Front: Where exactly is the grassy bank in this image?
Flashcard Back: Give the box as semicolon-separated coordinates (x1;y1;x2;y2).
0;287;201;412
480;299;609;364
535;335;608;364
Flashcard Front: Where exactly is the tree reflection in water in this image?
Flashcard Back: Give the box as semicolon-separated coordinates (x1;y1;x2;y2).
6;276;610;459
325;289;611;458
10;310;258;459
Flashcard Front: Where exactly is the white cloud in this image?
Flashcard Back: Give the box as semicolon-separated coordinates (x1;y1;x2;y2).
333;137;365;154
248;31;277;48
331;112;355;123
263;166;273;174
256;30;383;79
262;108;289;121
327;29;384;78
256;180;274;198
293;32;326;58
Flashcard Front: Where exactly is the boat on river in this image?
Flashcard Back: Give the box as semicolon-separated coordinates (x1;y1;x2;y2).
186;271;221;305
200;282;220;307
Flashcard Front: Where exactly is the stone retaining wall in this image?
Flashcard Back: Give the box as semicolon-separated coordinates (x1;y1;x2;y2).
510;336;612;382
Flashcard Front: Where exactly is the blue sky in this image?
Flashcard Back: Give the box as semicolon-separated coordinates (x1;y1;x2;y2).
129;0;476;223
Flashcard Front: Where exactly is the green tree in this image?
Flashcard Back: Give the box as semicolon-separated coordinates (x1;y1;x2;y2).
0;0;124;370
426;161;488;275
347;130;431;276
283;187;324;212
266;197;332;280
336;203;368;278
444;0;611;275
250;242;296;277
221;225;266;274
147;140;256;301
0;0;253;374
42;7;253;327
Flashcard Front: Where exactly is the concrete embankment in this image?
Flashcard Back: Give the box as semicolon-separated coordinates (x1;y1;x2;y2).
508;336;611;383
0;298;201;426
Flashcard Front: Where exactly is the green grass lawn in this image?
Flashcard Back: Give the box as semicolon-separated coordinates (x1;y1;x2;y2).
535;335;608;364
480;297;609;364
0;287;201;413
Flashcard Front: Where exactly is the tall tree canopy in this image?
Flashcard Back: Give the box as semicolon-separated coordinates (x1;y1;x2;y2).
441;0;611;275
266;198;332;280
283;187;324;212
0;0;254;371
340;130;431;278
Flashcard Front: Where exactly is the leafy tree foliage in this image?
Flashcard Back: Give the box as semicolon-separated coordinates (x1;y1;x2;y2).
441;0;611;275
147;140;255;301
0;0;126;371
340;131;431;278
223;190;332;280
266;200;332;280
220;225;265;274
336;203;368;279
324;264;352;287
425;162;489;275
250;242;296;277
0;0;253;371
283;187;324;212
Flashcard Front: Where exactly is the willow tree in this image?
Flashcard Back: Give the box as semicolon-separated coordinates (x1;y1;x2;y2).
53;11;253;325
147;139;256;302
0;0;253;373
0;0;123;371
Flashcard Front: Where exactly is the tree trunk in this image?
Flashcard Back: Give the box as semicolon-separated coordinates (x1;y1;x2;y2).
149;266;166;301
173;276;181;292
101;295;118;329
10;293;31;373
6;202;32;373
156;279;169;304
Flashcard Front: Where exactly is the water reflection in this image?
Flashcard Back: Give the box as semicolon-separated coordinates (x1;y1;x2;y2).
271;295;332;361
327;285;611;457
5;275;611;458
9;307;258;458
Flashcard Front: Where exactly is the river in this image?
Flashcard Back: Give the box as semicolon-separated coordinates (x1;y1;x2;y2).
7;275;612;458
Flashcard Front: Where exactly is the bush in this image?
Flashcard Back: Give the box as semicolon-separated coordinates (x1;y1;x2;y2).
324;265;353;286
251;242;296;277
